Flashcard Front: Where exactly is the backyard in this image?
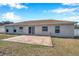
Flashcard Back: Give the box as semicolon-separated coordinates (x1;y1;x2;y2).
0;34;79;56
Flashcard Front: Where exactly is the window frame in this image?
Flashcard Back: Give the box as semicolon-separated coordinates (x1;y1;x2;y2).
19;27;23;30
55;26;60;33
42;26;48;32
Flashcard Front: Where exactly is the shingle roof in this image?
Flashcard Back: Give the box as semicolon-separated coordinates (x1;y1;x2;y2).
5;19;76;26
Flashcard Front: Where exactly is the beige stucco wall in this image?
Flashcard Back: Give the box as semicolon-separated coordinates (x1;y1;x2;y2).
35;25;53;35
5;26;28;34
35;24;74;37
53;25;74;37
0;26;5;33
5;24;74;37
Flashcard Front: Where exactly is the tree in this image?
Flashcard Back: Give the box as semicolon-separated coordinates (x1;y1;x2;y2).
0;21;14;25
2;21;14;24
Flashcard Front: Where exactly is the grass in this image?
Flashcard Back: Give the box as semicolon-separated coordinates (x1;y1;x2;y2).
0;34;17;39
0;34;79;56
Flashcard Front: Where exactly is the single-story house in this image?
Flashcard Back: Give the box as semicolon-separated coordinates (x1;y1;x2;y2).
4;20;76;37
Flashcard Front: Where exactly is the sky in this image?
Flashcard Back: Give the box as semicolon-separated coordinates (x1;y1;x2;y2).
0;3;79;23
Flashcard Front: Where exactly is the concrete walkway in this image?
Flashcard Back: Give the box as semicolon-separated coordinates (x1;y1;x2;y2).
2;35;53;46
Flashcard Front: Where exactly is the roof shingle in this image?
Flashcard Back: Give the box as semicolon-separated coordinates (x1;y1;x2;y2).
5;20;75;26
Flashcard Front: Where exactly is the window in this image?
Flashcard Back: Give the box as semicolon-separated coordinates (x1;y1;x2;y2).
13;29;16;32
55;26;60;33
42;26;48;31
28;27;32;34
6;29;9;32
19;27;23;30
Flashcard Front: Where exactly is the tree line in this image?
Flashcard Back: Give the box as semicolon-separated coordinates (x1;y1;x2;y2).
0;21;14;25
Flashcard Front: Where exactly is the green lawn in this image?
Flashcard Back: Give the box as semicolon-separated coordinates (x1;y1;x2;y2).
0;34;79;56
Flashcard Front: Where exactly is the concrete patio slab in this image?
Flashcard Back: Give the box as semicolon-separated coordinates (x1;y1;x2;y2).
2;35;53;46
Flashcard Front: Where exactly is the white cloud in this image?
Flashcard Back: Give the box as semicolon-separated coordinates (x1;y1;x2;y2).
48;8;77;14
0;12;22;22
62;16;79;22
62;3;79;6
67;16;79;21
0;3;28;9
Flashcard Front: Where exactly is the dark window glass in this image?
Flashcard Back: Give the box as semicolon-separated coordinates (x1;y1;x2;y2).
13;29;16;32
42;26;48;31
19;27;23;30
6;29;9;32
55;26;60;33
29;27;31;34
